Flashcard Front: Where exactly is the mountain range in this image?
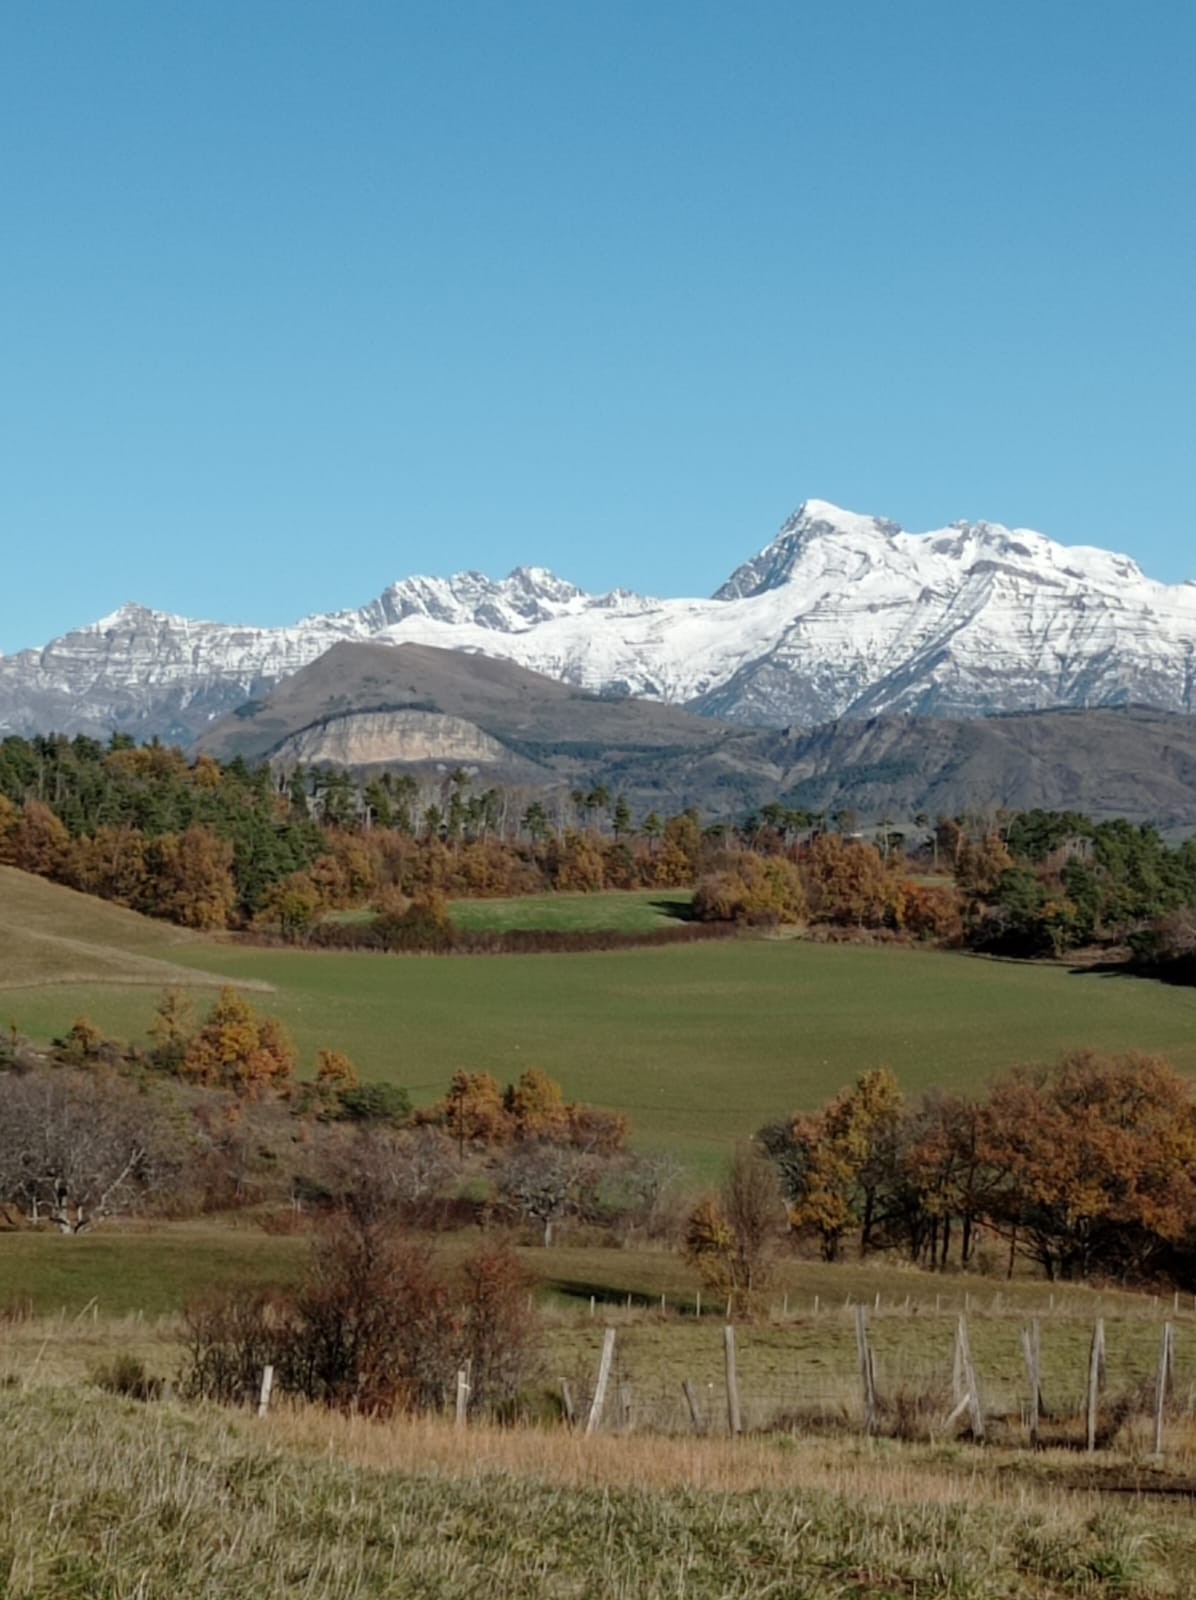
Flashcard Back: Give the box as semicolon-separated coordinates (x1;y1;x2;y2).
189;641;1196;829
4;498;1196;742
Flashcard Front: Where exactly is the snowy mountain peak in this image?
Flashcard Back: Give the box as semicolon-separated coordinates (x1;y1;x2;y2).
715;500;905;600
3;497;1195;741
93;602;166;632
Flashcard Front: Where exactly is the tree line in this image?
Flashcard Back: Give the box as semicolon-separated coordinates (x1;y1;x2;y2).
757;1053;1196;1284
4;735;1196;973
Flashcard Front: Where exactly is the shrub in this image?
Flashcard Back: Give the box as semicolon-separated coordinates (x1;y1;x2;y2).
693;854;806;926
179;1224;541;1419
92;1355;163;1402
179;1288;295;1406
337;1081;412;1126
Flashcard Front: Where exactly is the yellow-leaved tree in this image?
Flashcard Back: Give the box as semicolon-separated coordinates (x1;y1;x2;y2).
180;987;296;1097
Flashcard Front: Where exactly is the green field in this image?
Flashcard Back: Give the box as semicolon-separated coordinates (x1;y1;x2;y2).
11;939;1196;1167
328;886;694;930
6;870;1196;1167
448;886;693;932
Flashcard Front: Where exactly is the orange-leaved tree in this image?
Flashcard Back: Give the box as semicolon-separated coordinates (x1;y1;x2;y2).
179;987;296;1096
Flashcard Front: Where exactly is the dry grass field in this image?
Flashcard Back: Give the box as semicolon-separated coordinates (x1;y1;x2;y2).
0;865;265;993
2;1369;1196;1597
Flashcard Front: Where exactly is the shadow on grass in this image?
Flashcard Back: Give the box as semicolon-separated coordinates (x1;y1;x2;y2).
1066;960;1196;989
650;898;697;924
543;1277;697;1313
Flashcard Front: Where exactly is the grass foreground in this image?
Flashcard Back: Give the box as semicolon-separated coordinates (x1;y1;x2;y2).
5;1225;1196;1597
3;1383;1196;1599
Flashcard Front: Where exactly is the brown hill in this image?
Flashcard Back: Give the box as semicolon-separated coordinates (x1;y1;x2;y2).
196;644;1196;828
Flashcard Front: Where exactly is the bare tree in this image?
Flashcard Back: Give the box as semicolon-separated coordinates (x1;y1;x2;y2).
318;1126;456;1227
0;1070;180;1232
495;1143;597;1246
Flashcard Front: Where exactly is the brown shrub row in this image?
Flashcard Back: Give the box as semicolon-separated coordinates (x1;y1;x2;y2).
292;920;743;956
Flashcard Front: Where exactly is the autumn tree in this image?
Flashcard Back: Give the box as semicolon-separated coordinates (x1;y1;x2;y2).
179;987;296;1096
254;871;323;938
505;1068;568;1140
147;987;196;1073
433;1070;510;1154
312;1048;360;1114
802;834;899;928
2;800;69;876
955;833;1014;898
51;1015;124;1069
979;1051;1196;1281
774;1068;904;1260
693;852;807;925
683;1142;784;1315
143;826;237;929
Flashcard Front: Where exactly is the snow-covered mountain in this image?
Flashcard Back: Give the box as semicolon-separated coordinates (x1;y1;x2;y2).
3;498;1195;740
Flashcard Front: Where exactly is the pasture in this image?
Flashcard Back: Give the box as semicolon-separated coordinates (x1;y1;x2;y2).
6;1221;1196;1451
448;885;693;932
6;1233;1196;1599
8;939;1196;1168
0;865;252;993
331;886;695;931
5;869;1196;1167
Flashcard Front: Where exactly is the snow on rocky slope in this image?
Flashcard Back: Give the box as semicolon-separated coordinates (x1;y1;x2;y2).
3;499;1195;739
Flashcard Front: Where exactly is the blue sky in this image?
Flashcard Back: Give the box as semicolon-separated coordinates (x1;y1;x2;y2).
2;0;1194;652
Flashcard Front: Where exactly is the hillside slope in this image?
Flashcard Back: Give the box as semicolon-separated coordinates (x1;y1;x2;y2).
766;707;1196;827
0;867;259;992
197;643;1196;826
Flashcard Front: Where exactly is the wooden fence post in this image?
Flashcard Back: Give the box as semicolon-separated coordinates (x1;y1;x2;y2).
682;1378;705;1434
455;1368;470;1427
1153;1322;1173;1457
1020;1319;1042;1447
585;1328;616;1437
560;1377;576;1428
1086;1318;1105;1453
617;1379;633;1432
257;1364;274;1419
855;1306;877;1435
956;1315;984;1441
724;1323;742;1436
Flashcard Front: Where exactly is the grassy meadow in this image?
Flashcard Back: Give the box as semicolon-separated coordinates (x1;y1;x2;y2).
5;1252;1196;1598
8;1382;1196;1599
5;872;1196;1167
330;885;695;932
8;864;1196;1592
4;1222;1194;1430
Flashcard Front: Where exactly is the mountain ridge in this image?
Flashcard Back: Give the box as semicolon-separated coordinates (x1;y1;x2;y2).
4;498;1195;740
191;641;1196;830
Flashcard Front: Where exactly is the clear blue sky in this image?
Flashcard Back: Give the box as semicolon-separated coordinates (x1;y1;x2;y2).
2;0;1194;652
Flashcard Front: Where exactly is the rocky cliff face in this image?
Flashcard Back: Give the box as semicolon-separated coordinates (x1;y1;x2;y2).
3;499;1194;739
269;710;516;770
